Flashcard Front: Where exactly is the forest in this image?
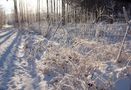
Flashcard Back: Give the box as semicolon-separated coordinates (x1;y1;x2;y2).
0;0;131;90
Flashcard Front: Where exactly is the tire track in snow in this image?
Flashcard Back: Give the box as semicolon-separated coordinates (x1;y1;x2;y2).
24;35;41;90
8;34;34;90
0;30;13;39
0;31;17;63
23;34;48;90
0;29;12;35
0;31;15;45
6;32;40;90
0;31;22;90
0;30;47;90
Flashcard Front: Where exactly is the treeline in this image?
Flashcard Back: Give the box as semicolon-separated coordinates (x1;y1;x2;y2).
13;0;43;27
11;0;131;26
47;0;131;24
12;0;65;26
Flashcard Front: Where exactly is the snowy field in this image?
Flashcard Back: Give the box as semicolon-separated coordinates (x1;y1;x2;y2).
0;23;131;90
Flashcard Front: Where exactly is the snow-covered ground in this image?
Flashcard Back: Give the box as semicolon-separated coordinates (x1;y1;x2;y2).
0;23;131;90
0;29;44;90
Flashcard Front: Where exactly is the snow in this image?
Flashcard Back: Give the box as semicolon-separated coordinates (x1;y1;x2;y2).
0;23;131;90
115;77;131;90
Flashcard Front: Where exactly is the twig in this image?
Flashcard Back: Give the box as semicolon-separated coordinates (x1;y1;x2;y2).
115;7;131;63
44;18;52;39
49;19;62;40
123;7;129;23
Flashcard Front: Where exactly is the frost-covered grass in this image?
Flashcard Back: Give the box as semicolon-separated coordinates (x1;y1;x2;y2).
34;22;131;90
36;43;96;90
36;38;131;90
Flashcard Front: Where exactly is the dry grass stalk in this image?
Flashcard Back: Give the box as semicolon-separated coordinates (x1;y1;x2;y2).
116;7;131;63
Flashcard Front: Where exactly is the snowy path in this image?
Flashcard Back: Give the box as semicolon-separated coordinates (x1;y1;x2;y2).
0;30;46;90
0;29;12;36
0;31;16;58
0;29;22;89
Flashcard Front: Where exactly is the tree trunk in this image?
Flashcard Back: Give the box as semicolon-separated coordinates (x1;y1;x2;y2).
13;0;19;27
46;0;49;22
67;1;69;23
54;0;56;23
51;0;53;23
59;0;61;21
57;0;58;22
62;0;65;25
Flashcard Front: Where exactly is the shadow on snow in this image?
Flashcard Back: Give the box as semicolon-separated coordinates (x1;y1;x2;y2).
0;31;22;89
0;31;15;45
0;30;14;39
